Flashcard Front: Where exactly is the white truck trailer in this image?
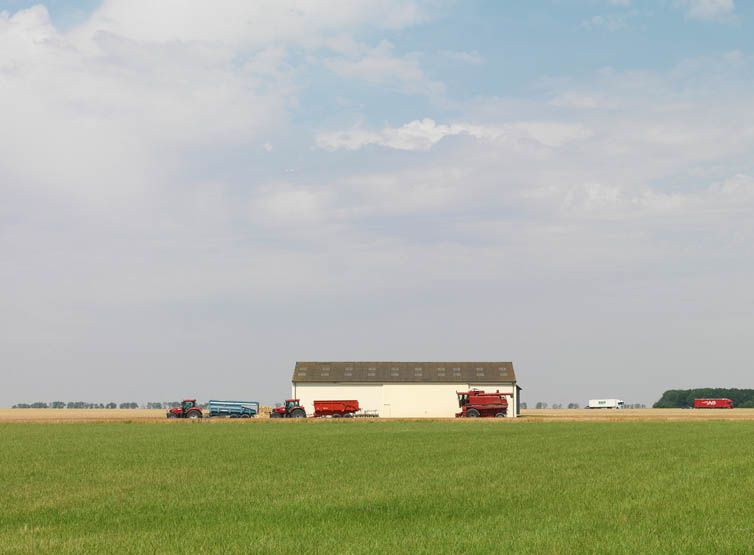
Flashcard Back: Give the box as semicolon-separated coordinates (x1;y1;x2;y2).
587;399;624;409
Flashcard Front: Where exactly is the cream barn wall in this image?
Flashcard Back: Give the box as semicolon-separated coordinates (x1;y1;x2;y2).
292;382;517;417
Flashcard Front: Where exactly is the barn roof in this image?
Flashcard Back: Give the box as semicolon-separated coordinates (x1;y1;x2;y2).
292;362;516;384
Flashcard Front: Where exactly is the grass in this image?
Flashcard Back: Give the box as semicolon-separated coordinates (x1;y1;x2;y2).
2;420;754;554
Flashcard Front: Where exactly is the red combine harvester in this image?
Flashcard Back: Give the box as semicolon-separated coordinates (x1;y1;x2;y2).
270;399;361;418
313;400;359;418
456;389;512;418
167;399;203;419
693;398;733;409
270;399;307;418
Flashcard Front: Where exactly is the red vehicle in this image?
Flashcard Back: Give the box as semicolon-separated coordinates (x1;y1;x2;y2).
270;399;307;418
313;400;359;418
693;398;734;409
167;399;203;419
456;389;512;418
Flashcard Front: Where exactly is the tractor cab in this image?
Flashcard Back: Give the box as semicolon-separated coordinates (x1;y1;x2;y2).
270;399;307;418
166;399;203;419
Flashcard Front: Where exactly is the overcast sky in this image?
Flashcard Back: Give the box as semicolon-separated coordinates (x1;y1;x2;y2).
2;0;753;407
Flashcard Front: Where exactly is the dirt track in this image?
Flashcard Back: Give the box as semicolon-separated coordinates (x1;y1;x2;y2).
2;408;754;423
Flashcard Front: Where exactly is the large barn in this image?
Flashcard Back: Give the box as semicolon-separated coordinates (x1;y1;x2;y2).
291;362;520;418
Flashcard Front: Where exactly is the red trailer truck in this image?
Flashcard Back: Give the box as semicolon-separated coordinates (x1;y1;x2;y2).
693;398;733;409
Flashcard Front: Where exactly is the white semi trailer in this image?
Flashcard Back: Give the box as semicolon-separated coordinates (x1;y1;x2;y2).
587;399;624;409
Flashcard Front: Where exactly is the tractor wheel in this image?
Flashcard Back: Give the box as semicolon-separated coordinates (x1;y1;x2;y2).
188;411;202;419
270;412;282;418
466;409;480;418
344;413;354;418
332;413;341;418
291;409;306;418
241;414;251;419
495;412;506;418
167;413;177;419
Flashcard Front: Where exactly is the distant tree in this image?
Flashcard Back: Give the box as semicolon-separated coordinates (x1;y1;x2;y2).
567;403;580;409
13;404;31;409
51;401;65;409
520;402;528;409
106;402;117;409
30;402;49;409
535;402;547;409
147;402;163;409
655;389;754;408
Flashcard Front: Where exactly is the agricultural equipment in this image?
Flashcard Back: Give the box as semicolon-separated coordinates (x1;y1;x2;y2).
456;390;511;418
313;400;359;418
587;399;625;409
166;399;203;419
693;398;733;409
270;399;307;418
207;400;259;418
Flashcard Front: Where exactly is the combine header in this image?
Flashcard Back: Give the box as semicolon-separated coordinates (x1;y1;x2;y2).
456;389;512;418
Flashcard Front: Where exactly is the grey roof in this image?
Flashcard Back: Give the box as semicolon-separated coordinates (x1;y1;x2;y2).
292;362;516;384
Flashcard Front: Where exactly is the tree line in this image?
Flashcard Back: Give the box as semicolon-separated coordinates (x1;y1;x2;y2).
654;389;754;408
12;402;184;409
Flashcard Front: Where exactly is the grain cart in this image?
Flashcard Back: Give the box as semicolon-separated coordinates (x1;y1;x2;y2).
456;389;511;418
313;400;360;418
166;399;203;419
207;400;259;418
270;399;307;418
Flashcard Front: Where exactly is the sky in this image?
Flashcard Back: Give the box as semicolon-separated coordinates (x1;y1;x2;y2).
2;0;754;407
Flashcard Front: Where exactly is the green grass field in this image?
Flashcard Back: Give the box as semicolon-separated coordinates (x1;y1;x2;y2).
2;420;754;554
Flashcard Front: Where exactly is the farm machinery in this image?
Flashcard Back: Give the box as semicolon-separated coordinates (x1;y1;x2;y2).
270;399;369;418
166;399;203;419
270;399;307;418
166;399;259;419
456;389;512;418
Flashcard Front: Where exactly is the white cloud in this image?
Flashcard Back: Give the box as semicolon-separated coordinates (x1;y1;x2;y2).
440;49;484;65
316;118;591;151
323;40;445;99
580;14;630;31
76;0;429;46
674;0;735;21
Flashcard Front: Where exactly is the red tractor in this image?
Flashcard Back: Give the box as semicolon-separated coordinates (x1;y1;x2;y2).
456;390;512;418
166;399;203;419
270;399;307;418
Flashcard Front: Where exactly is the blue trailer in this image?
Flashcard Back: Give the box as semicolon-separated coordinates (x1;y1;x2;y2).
207;400;259;418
